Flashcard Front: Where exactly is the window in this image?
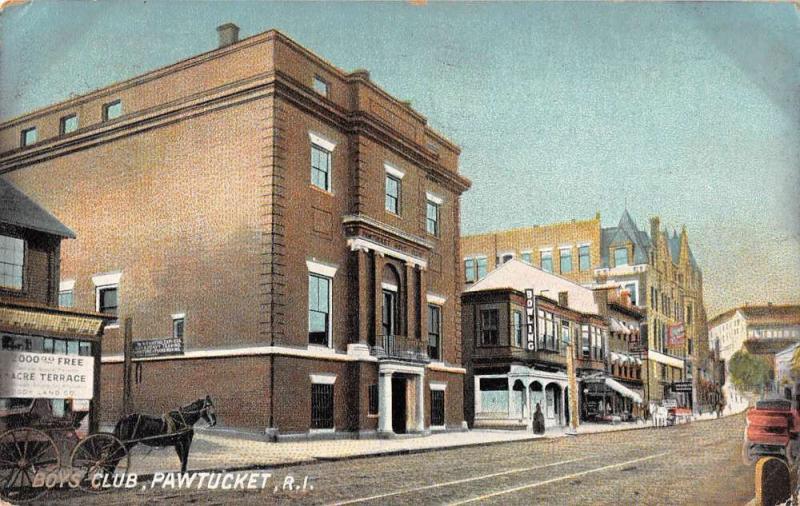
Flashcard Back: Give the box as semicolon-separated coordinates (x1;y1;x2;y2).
60;115;78;135
311;383;334;429
0;235;24;290
559;248;572;273
581;325;590;359
21;127;37;147
172;316;185;339
521;252;532;265
368;384;379;415
477;257;488;279
426;200;439;236
540;250;553;272
624;283;637;306
58;290;74;308
79;341;91;356
428;305;441;360
103;100;122;121
480;309;499;345
479;378;508;413
311;143;332;191
308;274;331;346
385;175;401;214
537;310;558;351
614;247;628;267
561;320;570;347
499;253;514;265
579;245;590;271
464;259;476;283
513;310;523;347
431;390;445;427
313;76;329;96
97;285;119;325
686;304;693;325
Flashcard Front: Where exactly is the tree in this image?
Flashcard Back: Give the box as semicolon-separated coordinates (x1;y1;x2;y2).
728;349;772;393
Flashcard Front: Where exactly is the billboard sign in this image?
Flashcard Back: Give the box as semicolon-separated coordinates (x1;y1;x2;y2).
667;323;686;348
0;350;94;400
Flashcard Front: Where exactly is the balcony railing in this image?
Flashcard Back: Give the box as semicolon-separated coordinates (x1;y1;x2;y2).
371;334;430;363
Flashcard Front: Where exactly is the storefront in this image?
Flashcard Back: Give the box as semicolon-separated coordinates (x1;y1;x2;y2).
581;374;644;422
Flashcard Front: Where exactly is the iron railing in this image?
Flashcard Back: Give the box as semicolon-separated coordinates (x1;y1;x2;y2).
371;334;430;363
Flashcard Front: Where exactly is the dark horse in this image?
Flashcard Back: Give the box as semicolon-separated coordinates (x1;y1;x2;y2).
113;396;217;473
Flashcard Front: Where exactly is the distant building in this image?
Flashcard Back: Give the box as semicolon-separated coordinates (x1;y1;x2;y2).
462;211;709;407
0;26;471;438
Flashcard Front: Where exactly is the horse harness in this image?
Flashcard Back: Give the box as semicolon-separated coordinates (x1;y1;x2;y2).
128;400;210;441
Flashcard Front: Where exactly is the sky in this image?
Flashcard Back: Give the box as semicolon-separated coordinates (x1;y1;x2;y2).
1;1;798;316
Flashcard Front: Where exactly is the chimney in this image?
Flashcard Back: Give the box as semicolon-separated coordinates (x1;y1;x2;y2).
558;291;569;308
217;23;240;48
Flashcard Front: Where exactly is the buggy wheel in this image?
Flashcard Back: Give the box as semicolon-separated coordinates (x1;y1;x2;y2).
70;433;130;493
0;428;60;503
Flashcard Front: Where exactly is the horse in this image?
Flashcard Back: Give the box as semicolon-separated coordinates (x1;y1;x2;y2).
649;402;669;428
113;396;217;473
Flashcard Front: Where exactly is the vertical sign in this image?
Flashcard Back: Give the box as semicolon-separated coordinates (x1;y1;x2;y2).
525;288;537;351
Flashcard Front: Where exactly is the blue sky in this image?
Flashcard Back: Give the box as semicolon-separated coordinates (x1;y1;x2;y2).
1;1;798;315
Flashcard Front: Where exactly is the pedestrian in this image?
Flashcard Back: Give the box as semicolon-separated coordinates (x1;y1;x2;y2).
533;402;546;435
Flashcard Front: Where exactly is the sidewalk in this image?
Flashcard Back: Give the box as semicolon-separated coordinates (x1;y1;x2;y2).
121;419;659;476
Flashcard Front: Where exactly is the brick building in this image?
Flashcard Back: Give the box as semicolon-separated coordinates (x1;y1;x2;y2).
0;26;471;439
462;210;710;408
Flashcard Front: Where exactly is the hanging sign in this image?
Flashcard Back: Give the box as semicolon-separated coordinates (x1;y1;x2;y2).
525;288;537;351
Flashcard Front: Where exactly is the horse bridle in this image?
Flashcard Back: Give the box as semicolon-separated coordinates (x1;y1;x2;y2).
176;398;217;427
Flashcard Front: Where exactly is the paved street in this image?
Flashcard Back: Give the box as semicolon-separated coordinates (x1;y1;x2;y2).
42;414;753;505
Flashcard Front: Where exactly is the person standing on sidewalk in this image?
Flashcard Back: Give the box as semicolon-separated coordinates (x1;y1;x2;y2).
533;403;546;435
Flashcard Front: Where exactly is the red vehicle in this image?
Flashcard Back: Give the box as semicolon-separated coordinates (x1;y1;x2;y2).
743;398;800;465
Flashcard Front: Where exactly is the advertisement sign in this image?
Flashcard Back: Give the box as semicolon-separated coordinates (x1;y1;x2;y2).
525;288;537;351
672;381;693;393
132;337;184;359
667;323;686;348
0;350;94;400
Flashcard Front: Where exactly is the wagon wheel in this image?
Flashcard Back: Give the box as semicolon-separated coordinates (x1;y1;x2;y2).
70;433;130;493
0;428;60;503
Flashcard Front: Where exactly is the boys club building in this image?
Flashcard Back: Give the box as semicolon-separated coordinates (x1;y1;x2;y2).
0;26;471;439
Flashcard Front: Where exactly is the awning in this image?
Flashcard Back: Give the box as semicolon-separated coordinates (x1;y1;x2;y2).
605;377;643;403
609;318;630;335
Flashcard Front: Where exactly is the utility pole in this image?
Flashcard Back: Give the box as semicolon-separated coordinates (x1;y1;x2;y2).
566;340;580;434
122;317;133;415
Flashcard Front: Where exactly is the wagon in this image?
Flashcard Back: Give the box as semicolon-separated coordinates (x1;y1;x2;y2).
0;398;130;503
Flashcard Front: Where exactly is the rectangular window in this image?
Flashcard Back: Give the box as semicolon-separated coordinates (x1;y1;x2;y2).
368;384;379;415
624;283;637;305
172;317;185;339
476;257;488;279
686;304;693;325
58;290;74;308
479;378;508;413
79;341;91;356
540;250;553;273
581;325;590;359
311;383;334;429
513;310;523;347
103;100;122;121
480;309;499;345
428;305;441;360
614;247;629;267
20;127;37;147
0;235;25;290
521;252;532;265
559;248;572;274
385;175;401;214
579;245;590;271
60;114;78;135
464;259;476;283
97;285;119;325
561;320;571;347
431;390;445;427
308;274;331;346
311;144;332;191
313;76;329;96
426;200;439;236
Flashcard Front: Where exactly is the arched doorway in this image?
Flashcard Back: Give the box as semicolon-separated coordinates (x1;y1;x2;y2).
512;380;525;419
529;381;544;418
545;383;562;426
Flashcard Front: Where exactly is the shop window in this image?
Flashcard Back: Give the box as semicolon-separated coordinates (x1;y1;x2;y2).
431;390;445;427
368;384;379;415
79;341;91;356
479;378;508;413
480;309;499;345
0;235;25;290
311;383;334;429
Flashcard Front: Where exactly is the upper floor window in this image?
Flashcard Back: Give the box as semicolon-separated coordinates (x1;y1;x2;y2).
428;304;441;360
686;304;693;325
464;257;488;283
20;127;37;147
60;114;78;135
624;283;637;306
0;235;24;290
385;175;401;214
578;245;590;271
426;200;440;236
172;315;185;339
480;309;499;345
513;310;523;347
308;274;331;346
311;143;332;191
498;253;514;266
521;252;532;265
614;247;628;267
313;76;329;97
103;100;123;121
97;285;119;326
540;250;553;273
559;248;572;274
58;290;74;308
